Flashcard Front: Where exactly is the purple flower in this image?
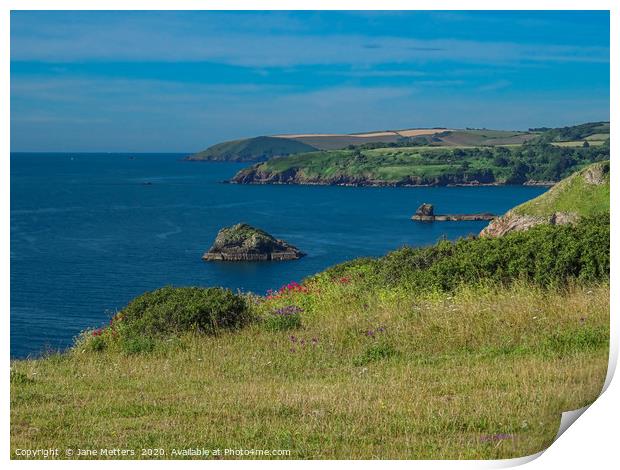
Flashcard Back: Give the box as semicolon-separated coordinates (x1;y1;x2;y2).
274;305;304;316
366;330;375;337
290;335;297;343
311;337;319;344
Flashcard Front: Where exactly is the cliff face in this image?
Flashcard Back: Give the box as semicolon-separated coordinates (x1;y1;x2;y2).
230;167;498;187
480;161;609;237
202;223;305;261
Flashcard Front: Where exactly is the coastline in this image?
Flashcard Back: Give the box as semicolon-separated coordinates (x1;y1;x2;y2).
226;179;556;188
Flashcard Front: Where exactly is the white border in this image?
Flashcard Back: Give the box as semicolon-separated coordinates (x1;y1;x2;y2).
2;2;616;469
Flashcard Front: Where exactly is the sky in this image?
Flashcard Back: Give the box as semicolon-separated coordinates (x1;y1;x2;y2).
10;10;610;153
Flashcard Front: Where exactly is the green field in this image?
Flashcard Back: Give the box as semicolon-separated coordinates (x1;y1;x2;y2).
189;122;609;164
10;284;608;459
231;137;609;186
11;211;610;459
188;136;318;162
513;161;610;218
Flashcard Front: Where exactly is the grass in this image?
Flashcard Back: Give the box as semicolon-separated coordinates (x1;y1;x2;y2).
189;136;317;162
231;136;609;186
513;162;609;218
11;282;609;459
551;141;607;148
10;193;609;460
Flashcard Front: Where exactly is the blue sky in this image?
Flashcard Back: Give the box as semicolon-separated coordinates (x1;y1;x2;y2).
11;11;610;152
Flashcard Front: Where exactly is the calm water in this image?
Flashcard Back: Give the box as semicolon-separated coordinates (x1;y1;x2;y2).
10;153;547;358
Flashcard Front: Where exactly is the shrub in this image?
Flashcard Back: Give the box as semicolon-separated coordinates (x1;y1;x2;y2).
121;336;157;355
119;286;250;338
319;215;609;293
263;305;303;331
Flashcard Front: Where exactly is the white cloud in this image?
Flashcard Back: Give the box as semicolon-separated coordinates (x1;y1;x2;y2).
11;15;609;67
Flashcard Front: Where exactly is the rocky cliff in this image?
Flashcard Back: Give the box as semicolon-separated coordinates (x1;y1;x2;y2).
230;166;498;187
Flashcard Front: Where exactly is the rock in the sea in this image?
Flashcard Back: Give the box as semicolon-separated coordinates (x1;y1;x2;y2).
412;203;435;221
202;223;305;261
412;203;495;222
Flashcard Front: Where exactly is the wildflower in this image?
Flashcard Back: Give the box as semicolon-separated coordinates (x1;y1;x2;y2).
311;337;319;345
92;328;103;337
290;335;297;343
300;339;306;346
366;330;375;337
377;326;386;333
338;277;351;284
274;305;303;316
290;348;296;353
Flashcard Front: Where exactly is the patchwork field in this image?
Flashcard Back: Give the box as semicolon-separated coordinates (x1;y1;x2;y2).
230;140;610;186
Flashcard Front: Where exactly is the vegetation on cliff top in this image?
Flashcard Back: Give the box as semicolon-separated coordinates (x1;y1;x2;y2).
512;161;609;218
188;122;609;164
479;161;610;238
231;138;609;186
188;136;318;162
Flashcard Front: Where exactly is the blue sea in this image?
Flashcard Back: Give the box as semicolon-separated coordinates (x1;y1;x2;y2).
10;153;547;358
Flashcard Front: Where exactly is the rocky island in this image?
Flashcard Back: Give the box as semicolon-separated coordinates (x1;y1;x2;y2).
412;203;496;222
202;223;305;261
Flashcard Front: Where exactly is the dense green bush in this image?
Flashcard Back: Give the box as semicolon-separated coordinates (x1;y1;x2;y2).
319;215;609;292
118;286;250;337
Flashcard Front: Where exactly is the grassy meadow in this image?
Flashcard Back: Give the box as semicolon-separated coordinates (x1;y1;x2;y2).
10;215;610;459
10;282;609;459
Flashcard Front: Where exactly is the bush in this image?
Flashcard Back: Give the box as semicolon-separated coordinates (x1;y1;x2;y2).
263;305;303;331
121;336;157;355
119;286;250;338
320;215;609;292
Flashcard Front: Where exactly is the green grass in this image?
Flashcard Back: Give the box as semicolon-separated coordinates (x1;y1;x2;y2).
188;136;318;162
231;136;609;186
11;215;610;459
514;162;609;218
11;283;609;459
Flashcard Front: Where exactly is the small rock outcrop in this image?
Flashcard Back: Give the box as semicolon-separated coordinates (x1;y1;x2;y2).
412;203;495;222
413;203;435;220
202;223;305;261
480;211;579;237
582;163;608;185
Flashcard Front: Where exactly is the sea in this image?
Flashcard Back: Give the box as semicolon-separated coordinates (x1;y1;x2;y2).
10;153;547;358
